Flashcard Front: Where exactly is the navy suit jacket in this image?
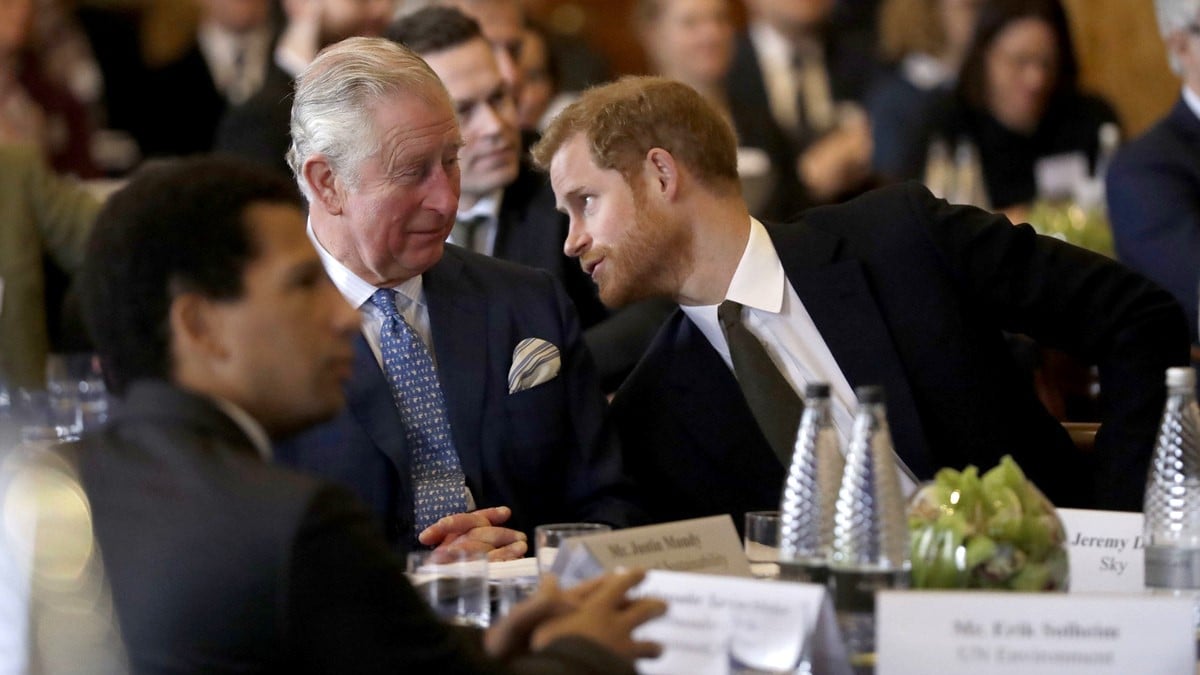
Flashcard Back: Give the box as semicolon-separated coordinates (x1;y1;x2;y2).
275;245;641;548
612;183;1188;533
214;62;295;179
1107;97;1200;343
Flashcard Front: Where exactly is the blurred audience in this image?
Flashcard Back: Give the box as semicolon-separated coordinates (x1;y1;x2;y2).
866;0;981;180
216;0;399;178
515;22;561;133
726;0;881;207
918;0;1118;212
0;0;100;177
1107;0;1200;344
0;143;98;391
132;0;277;158
637;0;804;221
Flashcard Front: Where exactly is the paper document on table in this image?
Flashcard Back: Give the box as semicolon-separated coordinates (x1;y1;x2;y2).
488;557;539;580
630;570;851;675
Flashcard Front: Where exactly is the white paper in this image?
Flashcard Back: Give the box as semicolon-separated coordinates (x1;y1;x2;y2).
1057;508;1145;593
876;591;1194;675
487;556;539;580
1034;152;1089;201
630;570;851;675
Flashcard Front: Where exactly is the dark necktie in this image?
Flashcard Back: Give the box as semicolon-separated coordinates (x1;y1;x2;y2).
718;300;803;464
452;214;490;254
371;289;467;533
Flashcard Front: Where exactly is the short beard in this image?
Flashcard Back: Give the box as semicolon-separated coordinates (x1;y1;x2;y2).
597;187;693;308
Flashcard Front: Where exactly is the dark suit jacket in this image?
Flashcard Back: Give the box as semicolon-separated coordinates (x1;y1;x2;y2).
214;62;295;179
276;246;642;548
1107;97;1200;343
133;43;228;157
70;380;632;674
612;183;1188;532
491;163;674;391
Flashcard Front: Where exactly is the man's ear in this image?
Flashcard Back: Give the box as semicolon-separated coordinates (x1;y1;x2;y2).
169;292;230;366
644;147;680;201
303;154;345;216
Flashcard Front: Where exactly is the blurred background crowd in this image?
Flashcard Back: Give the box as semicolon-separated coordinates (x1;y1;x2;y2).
0;0;1192;407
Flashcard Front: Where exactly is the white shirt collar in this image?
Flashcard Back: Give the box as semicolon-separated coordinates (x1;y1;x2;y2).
210;396;272;460
750;21;792;67
681;217;784;338
901;53;955;91
458;189;503;223
197;21;272;96
307;219;425;311
1183;86;1200;122
722;217;785;313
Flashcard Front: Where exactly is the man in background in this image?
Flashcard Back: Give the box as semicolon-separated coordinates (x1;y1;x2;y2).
1107;0;1200;345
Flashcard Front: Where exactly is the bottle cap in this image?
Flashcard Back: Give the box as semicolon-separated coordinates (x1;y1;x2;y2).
855;385;885;404
1166;367;1196;388
805;383;831;399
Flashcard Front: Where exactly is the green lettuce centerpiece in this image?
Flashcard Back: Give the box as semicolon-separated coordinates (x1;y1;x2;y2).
908;455;1069;591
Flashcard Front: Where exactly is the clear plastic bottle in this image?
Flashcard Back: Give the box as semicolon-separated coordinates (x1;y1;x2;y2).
779;382;844;584
951;138;990;210
829;385;910;668
922;136;954;201
1143;367;1200;631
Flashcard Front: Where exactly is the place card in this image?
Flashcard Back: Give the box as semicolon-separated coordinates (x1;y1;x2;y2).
549;515;752;586
876;591;1194;674
629;570;851;675
1057;508;1145;593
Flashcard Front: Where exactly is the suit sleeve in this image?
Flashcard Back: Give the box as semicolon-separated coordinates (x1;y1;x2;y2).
907;185;1190;509
286;485;637;674
1106;143;1200;342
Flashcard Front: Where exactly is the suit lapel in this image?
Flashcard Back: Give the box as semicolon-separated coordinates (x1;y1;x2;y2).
423;249;488;486
767;222;935;478
663;315;777;468
347;333;411;479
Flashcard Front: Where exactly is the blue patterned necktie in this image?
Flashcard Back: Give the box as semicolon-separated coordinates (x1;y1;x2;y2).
370;289;467;534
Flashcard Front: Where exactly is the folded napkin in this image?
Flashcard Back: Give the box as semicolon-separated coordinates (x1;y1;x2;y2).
508;338;560;394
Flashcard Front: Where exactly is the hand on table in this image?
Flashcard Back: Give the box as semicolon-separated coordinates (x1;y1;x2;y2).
417;506;527;561
486;570;666;663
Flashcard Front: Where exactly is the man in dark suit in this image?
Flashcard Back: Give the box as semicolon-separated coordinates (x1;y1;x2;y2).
726;0;880;207
1107;0;1200;344
278;37;640;557
532;77;1189;532
215;0;398;178
134;0;277;158
387;7;672;390
56;154;663;673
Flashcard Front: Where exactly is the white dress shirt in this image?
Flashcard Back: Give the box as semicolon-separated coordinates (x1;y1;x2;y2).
197;21;272;104
212;396;272;460
1183;85;1200;123
450;189;502;255
748;22;834;137
308;222;436;366
681;218;917;492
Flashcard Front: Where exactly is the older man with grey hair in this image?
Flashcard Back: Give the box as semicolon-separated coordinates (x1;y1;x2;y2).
1107;0;1200;344
274;37;642;558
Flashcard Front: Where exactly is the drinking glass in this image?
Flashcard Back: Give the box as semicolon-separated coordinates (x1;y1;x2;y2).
744;511;782;579
406;549;490;628
45;353;109;434
534;523;611;574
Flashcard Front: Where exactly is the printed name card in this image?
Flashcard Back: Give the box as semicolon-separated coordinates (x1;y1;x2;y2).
629;570;852;675
1057;508;1145;593
876;591;1194;675
551;516;752;586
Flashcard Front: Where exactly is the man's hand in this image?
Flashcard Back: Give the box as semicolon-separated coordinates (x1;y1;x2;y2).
417;506;528;561
528;570;667;661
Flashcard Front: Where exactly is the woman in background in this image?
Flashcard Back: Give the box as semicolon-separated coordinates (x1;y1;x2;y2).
919;0;1117;212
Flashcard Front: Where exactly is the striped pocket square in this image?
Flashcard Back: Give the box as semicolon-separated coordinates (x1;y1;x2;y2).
508;338;561;393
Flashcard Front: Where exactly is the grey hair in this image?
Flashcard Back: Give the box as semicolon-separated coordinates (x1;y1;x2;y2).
1156;0;1200;74
287;36;450;201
